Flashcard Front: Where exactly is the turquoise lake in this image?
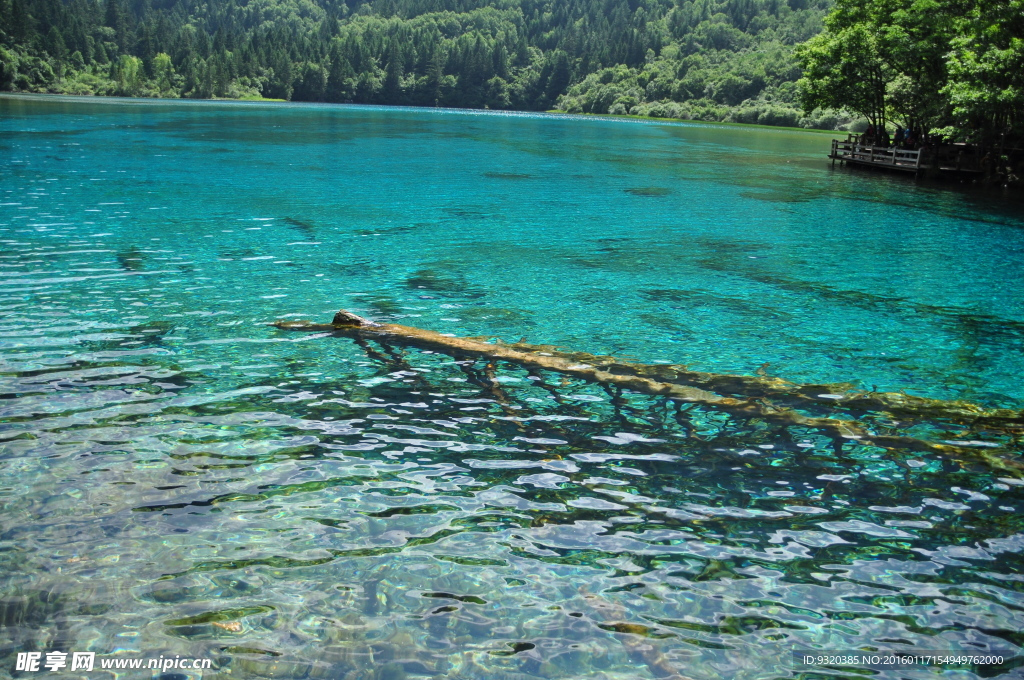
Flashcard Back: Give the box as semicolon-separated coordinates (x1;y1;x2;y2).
1;94;1022;679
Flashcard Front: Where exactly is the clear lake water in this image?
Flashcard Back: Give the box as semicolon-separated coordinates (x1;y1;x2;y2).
1;94;1023;680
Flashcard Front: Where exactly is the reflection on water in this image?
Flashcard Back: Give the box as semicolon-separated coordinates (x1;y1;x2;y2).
1;337;1022;679
0;95;1022;679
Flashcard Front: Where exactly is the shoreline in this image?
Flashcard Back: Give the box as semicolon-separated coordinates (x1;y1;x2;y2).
0;91;848;137
546;109;850;136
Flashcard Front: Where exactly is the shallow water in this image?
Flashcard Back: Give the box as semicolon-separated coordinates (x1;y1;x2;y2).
0;94;1022;680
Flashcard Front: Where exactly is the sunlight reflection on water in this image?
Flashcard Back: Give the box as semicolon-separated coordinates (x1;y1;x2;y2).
0;95;1022;680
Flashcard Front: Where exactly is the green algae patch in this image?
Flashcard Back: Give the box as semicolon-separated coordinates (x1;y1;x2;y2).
483;171;533;180
165;605;275;626
624;187;672;196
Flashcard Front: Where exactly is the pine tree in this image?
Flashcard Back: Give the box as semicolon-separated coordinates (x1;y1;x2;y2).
47;26;67;80
9;0;31;42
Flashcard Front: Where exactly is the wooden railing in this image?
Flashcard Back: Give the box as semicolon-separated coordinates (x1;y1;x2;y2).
830;137;922;170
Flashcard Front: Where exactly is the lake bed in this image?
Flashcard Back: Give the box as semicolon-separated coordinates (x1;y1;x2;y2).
1;95;1022;680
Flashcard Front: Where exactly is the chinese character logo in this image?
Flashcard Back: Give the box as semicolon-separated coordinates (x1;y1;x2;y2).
15;651;94;672
71;653;95;671
15;652;40;672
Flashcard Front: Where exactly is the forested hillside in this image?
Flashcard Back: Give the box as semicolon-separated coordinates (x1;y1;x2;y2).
0;0;854;128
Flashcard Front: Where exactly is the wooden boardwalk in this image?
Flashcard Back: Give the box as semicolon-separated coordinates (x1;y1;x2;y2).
828;135;983;177
829;136;923;173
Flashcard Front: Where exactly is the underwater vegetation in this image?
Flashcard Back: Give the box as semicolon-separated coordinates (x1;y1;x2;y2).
3;97;1024;680
115;247;146;272
2;304;1022;679
624;188;673;197
405;269;488;301
283;217;317;239
483;173;535;181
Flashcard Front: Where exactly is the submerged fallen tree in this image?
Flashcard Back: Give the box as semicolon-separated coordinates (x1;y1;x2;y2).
274;310;1024;474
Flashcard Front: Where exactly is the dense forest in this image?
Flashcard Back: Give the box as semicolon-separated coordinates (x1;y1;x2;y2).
0;0;856;128
1;0;1019;141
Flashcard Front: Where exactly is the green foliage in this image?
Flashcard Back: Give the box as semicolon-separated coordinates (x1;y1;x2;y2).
942;0;1023;144
111;54;142;94
0;0;849;129
797;20;891;127
796;0;1020;143
152;52;176;95
556;41;857;128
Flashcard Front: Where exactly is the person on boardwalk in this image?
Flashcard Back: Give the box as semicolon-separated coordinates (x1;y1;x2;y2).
864;124;875;145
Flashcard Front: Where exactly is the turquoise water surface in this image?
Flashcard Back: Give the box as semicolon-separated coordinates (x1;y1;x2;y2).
1;94;1023;680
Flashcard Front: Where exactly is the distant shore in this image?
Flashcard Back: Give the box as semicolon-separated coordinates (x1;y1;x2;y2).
0;91;849;135
547;109;852;136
